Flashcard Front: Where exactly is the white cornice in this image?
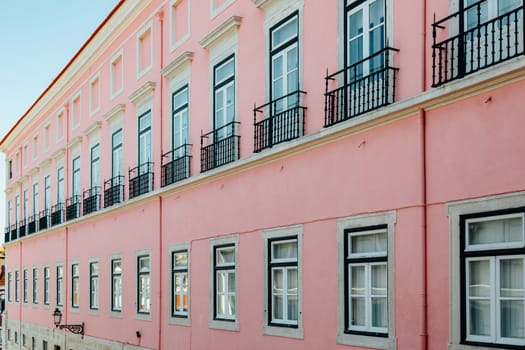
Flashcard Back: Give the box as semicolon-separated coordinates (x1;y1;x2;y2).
161;51;194;80
38;159;52;169
251;0;271;7
28;167;40;177
199;15;242;49
104;104;126;122
129;81;156;104
51;148;66;160
67;136;82;149
84;121;102;136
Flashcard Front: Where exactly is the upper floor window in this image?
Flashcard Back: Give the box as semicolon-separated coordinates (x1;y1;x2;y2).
91;144;100;188
23;269;28;303
44;175;51;210
15;270;19;302
23;189;28;220
15;195;20;224
172;250;189;317
138;111;152;167
213;56;235;139
111;258;122;312
110;52;124;98
32;182;39;217
90;262;99;310
90;75;100;115
465;0;522;30
72;157;81;197
172;85;189;156
112;129;123;178
71;263;79;308
7;272;11;302
170;0;190;49
137;24;153;77
57;167;65;204
7;200;12;228
137;255;151;314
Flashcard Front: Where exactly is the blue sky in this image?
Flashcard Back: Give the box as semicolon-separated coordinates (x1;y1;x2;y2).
0;1;118;237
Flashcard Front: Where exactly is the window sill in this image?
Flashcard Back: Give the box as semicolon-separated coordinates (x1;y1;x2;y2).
209;319;239;331
135;312;152;321
169;315;190;326
263;324;303;339
337;333;396;350
448;343;523;350
110;310;123;318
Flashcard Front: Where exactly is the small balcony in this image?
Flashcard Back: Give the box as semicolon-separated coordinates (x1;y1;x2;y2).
253;90;307;153
18;219;26;238
39;209;50;231
51;204;64;226
161;144;191;187
200;121;240;172
27;215;38;235
66;196;81;221
83;187;101;215
10;224;18;241
104;176;124;208
432;0;524;87
324;47;399;127
4;227;9;243
129;162;154;199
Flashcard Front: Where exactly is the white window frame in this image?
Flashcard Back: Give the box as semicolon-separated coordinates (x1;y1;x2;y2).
32;134;38;160
43;266;50;306
71;263;80;309
448;191;525;350
89;260;99;311
263;225;303;339
32;267;38;304
210;0;235;19
170;0;191;51
336;210;396;349
465;213;525;252
110;254;123;316
71;91;81;130
209;234;239;330
169;243;190;326
136;22;153;79
23;268;28;303
110;49;124;99
135;249;152;320
56;108;65;142
56;265;63;306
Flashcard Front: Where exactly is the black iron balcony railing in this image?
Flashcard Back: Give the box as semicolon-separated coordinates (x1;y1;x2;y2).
39;209;50;231
27;215;38;235
83;187;101;215
10;223;18;241
4;227;9;243
66;195;81;221
104;176;124;208
432;0;524;87
161;144;191;187
324;47;399;127
18;219;26;238
201;121;240;172
254;90;307;153
51;204;64;226
129;162;154;199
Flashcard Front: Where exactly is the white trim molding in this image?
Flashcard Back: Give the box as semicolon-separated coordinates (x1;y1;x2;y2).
199;15;242;49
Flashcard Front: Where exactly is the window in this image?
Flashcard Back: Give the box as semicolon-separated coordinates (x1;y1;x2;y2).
42;340;48;350
32;337;36;350
14;331;18;344
90;262;99;310
72;157;81;197
7;200;12;229
7;272;11;302
172;250;189;317
112;129;123;178
137;255;150;314
465;0;522;30
137;24;153;77
44;124;50;149
57;112;64;141
44;267;50;305
72;94;81;128
32;135;38;159
32;182;39;217
15;195;20;225
213;56;235;140
170;0;190;49
8;159;12;179
111;52;123;98
71;264;79;308
22;333;26;347
263;226;303;338
210;235;239;330
90;75;100;115
57;167;64;203
111;258;122;312
90;144;100;188
23;189;28;221
23;269;28;303
15;270;19;302
336;210;396;349
171;85;189;157
32;267;38;304
138;111;152;167
44;175;51;210
56;265;63;306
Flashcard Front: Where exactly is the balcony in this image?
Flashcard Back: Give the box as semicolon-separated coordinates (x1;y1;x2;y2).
161;144;191;187
432;1;524;87
51;204;64;226
4;227;9;243
27;215;38;235
324;47;399;127
10;224;17;241
200;122;240;172
253;90;306;153
39;209;50;231
66;196;81;221
104;176;124;208
18;219;26;238
83;187;101;215
129;162;154;199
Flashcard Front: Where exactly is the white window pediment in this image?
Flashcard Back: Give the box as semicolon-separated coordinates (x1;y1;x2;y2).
199;15;242;54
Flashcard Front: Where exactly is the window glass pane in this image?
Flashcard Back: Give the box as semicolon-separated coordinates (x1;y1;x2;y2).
351;296;366;326
174;252;188;267
350;231;387;255
218;295;227;315
273;295;283;319
217;247;235;265
469;216;523;246
371;264;387;296
500;258;524;298
273;240;297;260
287;294;298;321
351;265;365;295
228;271;236;292
287;268;298;294
272;17;297;49
498;0;521;15
369;0;384;28
139;113;151;131
174;88;188;107
113;260;121;273
217;271;226;293
501;300;524;338
228;295;236;316
140;257;150;272
469;299;491;336
273;269;283;293
215;59;234;84
372;297;388;328
469;259;491;297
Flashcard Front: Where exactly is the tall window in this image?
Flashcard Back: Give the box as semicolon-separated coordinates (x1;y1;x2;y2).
465;0;522;30
91;144;100;188
7;272;11;302
137;255;150;313
43;267;50;305
7;200;12;228
90;262;99;310
32;182;38;216
344;226;388;334
172;250;189;317
56;266;63;306
213;56;235;140
57;167;64;203
112;129;123;178
71;264;79;308
32;267;38;304
15;195;20;225
268;237;299;327
23;269;28;303
172;86;189;157
15;270;20;302
213;244;236;321
44;175;51;210
23;189;28;221
138;111;152;168
72;157;81;197
111;259;122;311
270;14;299;111
461;211;525;347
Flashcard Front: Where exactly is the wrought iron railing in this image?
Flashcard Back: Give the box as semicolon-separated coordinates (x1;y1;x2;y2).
10;224;17;241
4;227;9;243
66;195;81;221
201;121;240;172
129;162;154;199
83;187;101;215
254;90;307;152
161;144;191;187
27;215;38;235
18;219;26;238
432;1;524;87
39;209;50;231
51;204;64;226
324;47;399;127
104;176;124;208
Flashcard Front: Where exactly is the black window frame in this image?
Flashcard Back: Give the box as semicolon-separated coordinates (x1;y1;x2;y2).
32;267;38;304
7;272;11;302
171;85;190;152
212;54;236;132
56;265;63;306
71;263;79;308
213;243;236;322
111;258;122;312
90;144;100;188
72;156;81;197
137;110;152;166
15;270;19;302
137;255;150;314
43;267;50;305
89;261;99;310
112;129;123;178
171;250;189;318
23;269;28;303
57;167;64;203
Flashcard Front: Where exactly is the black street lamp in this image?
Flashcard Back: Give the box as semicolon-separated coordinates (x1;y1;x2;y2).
52;308;84;335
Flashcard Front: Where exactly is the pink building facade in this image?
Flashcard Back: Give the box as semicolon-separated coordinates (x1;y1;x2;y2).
2;0;525;349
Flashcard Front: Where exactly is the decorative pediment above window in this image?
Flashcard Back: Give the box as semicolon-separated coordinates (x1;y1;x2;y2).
28;167;40;177
67;136;83;149
38;159;51;169
199;15;242;50
51;148;66;160
129;81;156;105
84;121;102;137
104;104;126;123
161;51;194;80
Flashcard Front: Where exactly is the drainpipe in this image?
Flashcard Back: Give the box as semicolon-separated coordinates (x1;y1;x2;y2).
419;108;428;350
18;241;22;342
64;102;70;327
